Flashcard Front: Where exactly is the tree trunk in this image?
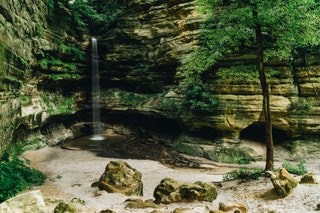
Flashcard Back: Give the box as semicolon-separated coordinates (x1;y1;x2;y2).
253;7;274;171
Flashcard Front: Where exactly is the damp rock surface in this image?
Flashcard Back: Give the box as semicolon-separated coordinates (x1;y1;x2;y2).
98;160;143;196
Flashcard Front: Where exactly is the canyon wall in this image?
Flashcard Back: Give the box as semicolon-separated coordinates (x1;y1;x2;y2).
0;0;86;151
97;0;320;141
0;0;319;159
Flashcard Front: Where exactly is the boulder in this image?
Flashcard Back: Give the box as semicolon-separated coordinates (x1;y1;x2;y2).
299;173;318;184
153;178;217;204
0;190;46;213
270;167;298;197
98;160;143;196
0;190;80;213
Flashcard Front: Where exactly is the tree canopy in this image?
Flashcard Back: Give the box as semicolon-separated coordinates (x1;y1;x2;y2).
182;0;320;76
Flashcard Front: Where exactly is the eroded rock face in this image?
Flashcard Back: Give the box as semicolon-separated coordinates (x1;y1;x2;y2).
96;0;320;144
270;167;298;198
99;0;203;92
153;178;217;204
98;160;143;196
0;0;86;151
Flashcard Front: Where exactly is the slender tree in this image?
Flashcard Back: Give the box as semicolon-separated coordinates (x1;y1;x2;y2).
182;0;320;170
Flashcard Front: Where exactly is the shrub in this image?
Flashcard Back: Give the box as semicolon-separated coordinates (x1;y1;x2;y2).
223;167;264;181
0;155;46;202
206;147;254;164
183;80;219;113
282;159;308;175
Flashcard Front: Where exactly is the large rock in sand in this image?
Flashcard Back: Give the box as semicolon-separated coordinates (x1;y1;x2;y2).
153;178;217;204
98;160;143;196
270;167;298;197
0;190;46;213
0;190;80;213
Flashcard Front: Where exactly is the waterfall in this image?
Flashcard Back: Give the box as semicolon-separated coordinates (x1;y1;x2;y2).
90;37;104;140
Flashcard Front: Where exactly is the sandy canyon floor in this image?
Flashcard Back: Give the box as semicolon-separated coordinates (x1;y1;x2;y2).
21;137;320;213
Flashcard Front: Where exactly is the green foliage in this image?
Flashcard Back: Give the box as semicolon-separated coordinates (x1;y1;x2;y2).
155;98;182;115
195;0;215;14
58;44;83;60
56;97;74;114
41;93;75;114
69;0;104;33
0;156;46;202
38;55;78;71
46;0;54;15
20;96;31;104
67;0;125;34
181;0;320;85
223;167;264;181
216;65;281;81
183;80;219;113
103;89;149;108
289;98;313;113
38;44;83;76
0;143;46;202
49;73;81;81
179;0;320;120
119;92;148;108
206;146;254;164
174;143;203;157
88;0;125;33
282;159;308;175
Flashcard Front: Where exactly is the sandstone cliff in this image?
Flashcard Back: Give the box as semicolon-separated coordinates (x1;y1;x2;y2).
0;0;319;160
0;0;86;150
96;0;320;140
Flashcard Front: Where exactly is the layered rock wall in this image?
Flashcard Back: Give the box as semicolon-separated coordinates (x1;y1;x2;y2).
96;0;320;143
0;1;85;151
99;0;203;92
0;0;47;149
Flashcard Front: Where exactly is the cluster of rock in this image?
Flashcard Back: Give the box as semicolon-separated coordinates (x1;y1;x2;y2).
97;161;319;213
0;160;318;213
97;161;317;213
262;167;317;199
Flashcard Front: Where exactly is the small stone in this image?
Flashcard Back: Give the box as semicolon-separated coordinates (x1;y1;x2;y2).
94;190;103;197
100;210;116;213
300;173;318;184
54;201;74;213
218;202;247;213
164;91;179;98
124;198;158;209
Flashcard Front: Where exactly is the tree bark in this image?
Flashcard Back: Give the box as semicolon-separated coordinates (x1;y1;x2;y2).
253;7;274;171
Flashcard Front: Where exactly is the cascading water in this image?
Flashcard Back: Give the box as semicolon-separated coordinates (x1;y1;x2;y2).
90;37;104;140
